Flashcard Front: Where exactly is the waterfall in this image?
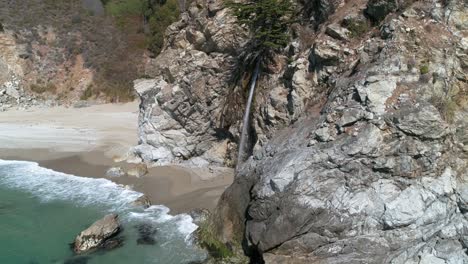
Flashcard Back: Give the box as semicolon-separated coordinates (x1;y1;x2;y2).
237;59;261;169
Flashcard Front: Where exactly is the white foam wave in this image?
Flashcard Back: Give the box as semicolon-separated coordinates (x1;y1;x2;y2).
129;205;198;240
0;159;198;237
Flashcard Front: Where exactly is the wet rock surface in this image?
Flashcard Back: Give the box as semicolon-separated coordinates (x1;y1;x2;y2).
73;214;121;254
64;256;91;264
131;195;152;209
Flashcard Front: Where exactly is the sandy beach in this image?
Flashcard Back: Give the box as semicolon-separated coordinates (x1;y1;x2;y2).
0;103;233;213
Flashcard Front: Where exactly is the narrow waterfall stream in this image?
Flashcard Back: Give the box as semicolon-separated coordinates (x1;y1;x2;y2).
237;60;261;169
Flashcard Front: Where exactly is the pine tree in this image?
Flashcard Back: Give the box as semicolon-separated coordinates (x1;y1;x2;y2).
226;0;294;58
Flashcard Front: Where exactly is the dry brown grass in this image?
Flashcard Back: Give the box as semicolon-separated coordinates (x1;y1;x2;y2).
296;25;316;51
30;82;57;94
0;0;142;102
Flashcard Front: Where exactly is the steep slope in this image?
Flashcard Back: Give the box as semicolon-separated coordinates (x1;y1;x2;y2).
132;0;323;166
215;0;468;263
124;0;467;262
0;0;144;109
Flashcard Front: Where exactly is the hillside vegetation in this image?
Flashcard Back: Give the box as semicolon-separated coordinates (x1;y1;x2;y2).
0;0;180;102
102;0;180;55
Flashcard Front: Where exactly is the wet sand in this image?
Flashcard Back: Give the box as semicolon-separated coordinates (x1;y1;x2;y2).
0;103;233;214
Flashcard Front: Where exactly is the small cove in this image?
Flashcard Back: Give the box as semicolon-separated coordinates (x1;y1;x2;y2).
0;159;206;264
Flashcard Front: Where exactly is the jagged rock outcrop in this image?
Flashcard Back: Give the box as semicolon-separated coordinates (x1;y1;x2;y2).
0;31;45;111
73;214;121;254
215;0;468;263
132;0;324;166
130;0;247;165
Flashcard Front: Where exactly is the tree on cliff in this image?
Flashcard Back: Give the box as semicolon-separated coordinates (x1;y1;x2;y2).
225;0;294;165
143;0;180;55
226;0;293;60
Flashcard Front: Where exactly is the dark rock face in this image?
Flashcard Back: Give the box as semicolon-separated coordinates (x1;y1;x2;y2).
215;0;468;263
73;214;121;254
365;0;398;22
300;0;344;26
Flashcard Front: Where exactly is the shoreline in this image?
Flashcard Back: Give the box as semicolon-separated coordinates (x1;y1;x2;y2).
0;103;233;214
0;148;233;214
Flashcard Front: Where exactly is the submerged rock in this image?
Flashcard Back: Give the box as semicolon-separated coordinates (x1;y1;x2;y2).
64;256;90;264
73;214;121;254
100;236;124;251
135;223;158;245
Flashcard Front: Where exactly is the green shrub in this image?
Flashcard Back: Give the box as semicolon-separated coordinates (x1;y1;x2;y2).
429;82;468;124
146;0;180;54
420;64;429;74
30;82;57;94
104;0;144;17
102;0;180;55
196;220;234;260
80;85;94;100
344;19;369;38
226;0;293;53
430;94;457;123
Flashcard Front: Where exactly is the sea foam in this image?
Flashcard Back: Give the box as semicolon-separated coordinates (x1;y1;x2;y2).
0;159;197;237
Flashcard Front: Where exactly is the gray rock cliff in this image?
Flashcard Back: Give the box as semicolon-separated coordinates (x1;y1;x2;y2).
130;0;467;262
132;0;323;167
215;0;468;263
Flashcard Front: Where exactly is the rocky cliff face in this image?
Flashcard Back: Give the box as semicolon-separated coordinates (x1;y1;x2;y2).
132;0;467;262
214;0;468;263
133;0;323;167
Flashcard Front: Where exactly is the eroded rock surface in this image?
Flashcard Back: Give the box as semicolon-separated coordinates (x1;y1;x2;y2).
73;214;121;254
132;0;325;167
215;0;468;263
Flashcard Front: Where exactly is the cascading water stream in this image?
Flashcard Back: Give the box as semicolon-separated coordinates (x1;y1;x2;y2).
237;59;261;169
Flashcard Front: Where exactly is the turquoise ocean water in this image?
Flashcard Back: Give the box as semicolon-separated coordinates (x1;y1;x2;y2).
0;159;206;264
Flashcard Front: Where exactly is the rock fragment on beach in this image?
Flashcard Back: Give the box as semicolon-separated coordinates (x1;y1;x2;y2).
132;195;152;208
127;164;148;178
73;214;121;254
106;167;125;178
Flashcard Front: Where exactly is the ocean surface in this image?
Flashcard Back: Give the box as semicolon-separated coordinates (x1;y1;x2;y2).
0;159;206;264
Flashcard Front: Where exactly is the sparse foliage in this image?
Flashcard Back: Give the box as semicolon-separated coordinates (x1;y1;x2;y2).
144;0;180;55
420;64;429;74
226;0;294;58
196;220;234;260
30;82;57;94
